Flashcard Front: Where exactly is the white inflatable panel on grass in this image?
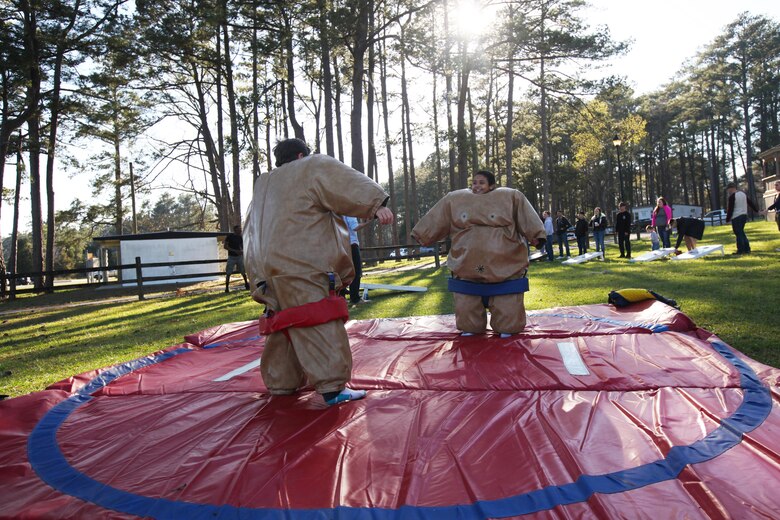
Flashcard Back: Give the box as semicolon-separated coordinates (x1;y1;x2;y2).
529;251;546;261
671;244;725;260
562;251;603;265
629;248;677;263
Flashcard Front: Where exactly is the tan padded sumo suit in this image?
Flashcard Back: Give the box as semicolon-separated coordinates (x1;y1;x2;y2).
243;154;388;395
412;187;546;334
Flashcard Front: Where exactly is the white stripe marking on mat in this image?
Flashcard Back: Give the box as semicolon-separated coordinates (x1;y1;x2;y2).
557;342;589;376
214;359;261;381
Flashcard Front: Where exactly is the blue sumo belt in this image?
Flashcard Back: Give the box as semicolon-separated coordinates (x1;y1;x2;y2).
448;277;529;307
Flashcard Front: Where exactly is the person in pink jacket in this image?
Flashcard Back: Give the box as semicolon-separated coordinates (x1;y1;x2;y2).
651;196;673;248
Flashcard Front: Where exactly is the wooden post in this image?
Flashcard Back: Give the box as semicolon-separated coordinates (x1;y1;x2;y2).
135;256;145;301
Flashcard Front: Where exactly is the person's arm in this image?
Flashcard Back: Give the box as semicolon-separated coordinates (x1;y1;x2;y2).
309;154;389;220
726;193;735;222
675;228;684;250
411;195;451;246
514;192;547;247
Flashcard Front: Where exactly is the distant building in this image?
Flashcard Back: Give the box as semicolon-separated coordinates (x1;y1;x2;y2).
759;144;780;220
92;231;230;286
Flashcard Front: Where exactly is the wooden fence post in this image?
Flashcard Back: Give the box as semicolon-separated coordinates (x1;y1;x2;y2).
135;257;145;301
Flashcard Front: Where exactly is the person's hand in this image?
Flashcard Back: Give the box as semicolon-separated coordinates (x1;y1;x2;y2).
759;209;767;216
375;206;394;225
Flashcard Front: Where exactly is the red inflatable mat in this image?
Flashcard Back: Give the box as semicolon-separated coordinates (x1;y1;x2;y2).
1;301;778;519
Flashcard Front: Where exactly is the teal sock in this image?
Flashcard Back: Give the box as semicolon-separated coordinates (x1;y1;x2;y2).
322;391;339;401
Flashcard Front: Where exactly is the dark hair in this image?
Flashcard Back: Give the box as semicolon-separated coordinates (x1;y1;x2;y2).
474;170;496;186
619;202;628;208
273;138;310;167
726;182;736;189
652;196;667;216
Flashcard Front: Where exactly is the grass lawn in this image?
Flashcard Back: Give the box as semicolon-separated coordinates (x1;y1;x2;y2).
1;220;778;399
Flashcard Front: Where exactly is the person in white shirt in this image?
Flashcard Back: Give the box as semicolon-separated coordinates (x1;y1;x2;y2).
725;181;759;255
342;216;363;305
543;210;555;261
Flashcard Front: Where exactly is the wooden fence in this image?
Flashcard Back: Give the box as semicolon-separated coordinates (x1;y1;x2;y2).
1;244;446;301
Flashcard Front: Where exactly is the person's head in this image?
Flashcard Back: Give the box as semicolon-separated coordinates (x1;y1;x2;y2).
542;210;550;218
645;225;653;232
273;138;310;167
471;170;496;194
594;206;601;215
556;210;563;217
656;196;667;207
233;224;241;234
619;202;628;212
774;180;780;191
669;218;677;228
726;181;737;194
577;211;585;219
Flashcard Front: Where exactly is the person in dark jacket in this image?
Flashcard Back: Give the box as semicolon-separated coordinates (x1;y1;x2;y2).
670;217;705;252
615;202;632;259
574;211;589;255
555;210;572;257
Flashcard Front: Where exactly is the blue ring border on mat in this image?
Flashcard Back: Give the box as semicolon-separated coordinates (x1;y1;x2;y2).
28;340;771;519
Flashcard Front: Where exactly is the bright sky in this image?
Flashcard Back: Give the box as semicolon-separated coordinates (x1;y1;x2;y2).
581;0;780;95
3;0;780;238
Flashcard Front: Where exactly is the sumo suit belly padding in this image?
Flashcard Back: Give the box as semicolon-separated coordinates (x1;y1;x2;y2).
411;188;546;334
243;154;388;395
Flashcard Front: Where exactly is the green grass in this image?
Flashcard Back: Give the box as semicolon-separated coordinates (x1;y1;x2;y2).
1;221;778;398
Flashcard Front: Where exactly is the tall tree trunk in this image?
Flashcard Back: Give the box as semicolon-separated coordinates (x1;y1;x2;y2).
485;68;492;170
678;130;689;204
264;77;273;174
215;26;226;203
380;29;399;247
28;116;43;290
540;57;551;209
43;42;70;289
349;0;369;173
400;26;418;227
193;65;230;230
401;104;411;242
0;0;42;296
129;162;138;233
318;0;335;157
468;87;478;173
252;0;260;181
332;56;344;162
456;41;471;189
505;61;515;188
432;68;443;200
739;55;757;204
113;126;122;235
364;4;377;248
283;11;305;141
222;13;241;222
9;138;24;299
443;1;456;191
